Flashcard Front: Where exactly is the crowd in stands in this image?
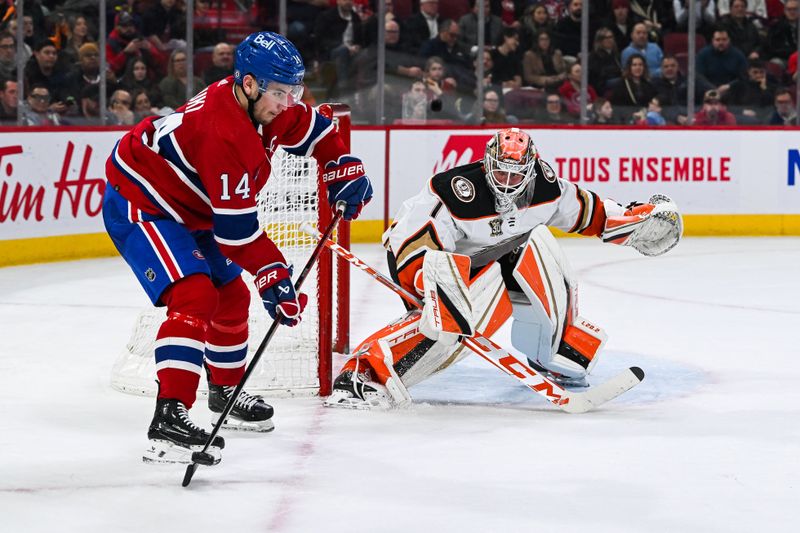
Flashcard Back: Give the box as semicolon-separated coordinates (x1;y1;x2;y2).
0;0;797;127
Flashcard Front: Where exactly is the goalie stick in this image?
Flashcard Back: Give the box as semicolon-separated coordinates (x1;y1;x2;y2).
301;224;644;414
181;204;346;488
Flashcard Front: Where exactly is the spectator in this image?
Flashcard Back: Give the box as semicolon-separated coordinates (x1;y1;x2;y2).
421;56;458;119
131;88;159;122
644;96;667;125
0;32;16;80
120;57;163;108
286;0;329;59
552;0;582;59
522;30;567;90
401;80;429;121
24;39;69;108
0;78;17;123
717;0;768;20
363;0;398;47
673;1;716;39
766;0;799;65
789;51;798;81
465;88;515;125
621;22;664;78
720;0;763;59
490;27;523;90
539;0;567;22
590;97;617;124
766;88;797;125
653;54;713;124
63;43;101;105
106;11;167;77
58;15;95;68
588;27;622;94
19;84;61;126
696;28;747;89
404;0;443;54
458;0;503;50
73;83;100;125
202;43;234;85
313;0;365;96
605;0;635;53
538;92;572;124
141;0;186;48
158;48;205;110
610;53;658;121
520;3;554;51
420;19;472;87
628;0;669;43
105;89;135;125
725;58;776;123
460;48;498;96
693;89;737;124
558;62;597;116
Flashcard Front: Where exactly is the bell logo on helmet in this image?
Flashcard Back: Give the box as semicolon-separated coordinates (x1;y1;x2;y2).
253;33;277;50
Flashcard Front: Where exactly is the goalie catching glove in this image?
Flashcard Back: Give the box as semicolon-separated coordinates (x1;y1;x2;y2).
602;194;683;256
418;251;475;345
323;156;373;220
255;262;308;326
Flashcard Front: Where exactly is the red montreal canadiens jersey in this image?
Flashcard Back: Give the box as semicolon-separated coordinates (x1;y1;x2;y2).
106;76;349;275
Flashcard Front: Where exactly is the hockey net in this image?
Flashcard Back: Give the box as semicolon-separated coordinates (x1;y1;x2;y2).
110;104;351;397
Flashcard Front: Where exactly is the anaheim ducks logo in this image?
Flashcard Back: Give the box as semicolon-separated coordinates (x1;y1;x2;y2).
451;176;475;202
540;160;557;183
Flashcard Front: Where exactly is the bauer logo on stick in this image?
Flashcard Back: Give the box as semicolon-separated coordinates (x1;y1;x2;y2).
451;176;475;202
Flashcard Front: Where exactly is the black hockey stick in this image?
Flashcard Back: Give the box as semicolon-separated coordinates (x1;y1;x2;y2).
182;203;345;487
301;225;645;414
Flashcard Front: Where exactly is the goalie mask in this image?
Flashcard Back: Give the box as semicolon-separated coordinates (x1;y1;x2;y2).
484;128;538;213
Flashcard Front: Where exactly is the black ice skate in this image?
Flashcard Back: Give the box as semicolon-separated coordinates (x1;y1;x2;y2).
324;370;393;410
143;398;225;465
529;360;589;389
208;382;275;432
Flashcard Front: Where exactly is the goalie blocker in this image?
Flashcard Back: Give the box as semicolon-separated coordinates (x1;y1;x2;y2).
326;228;608;409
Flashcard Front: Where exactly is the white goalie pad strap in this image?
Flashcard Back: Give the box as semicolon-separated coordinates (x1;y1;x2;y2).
376;339;412;408
603;195;683;257
419;251;474;344
511;225;576;353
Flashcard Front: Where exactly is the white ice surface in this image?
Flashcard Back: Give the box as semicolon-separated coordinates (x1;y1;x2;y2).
0;238;798;533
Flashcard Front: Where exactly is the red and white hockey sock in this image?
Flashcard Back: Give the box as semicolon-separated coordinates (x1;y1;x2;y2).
204;277;250;386
155;311;207;409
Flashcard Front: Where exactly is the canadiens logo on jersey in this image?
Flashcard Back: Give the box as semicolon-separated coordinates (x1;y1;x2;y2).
145;268;157;282
451;176;475;202
192;250;205;260
488;218;503;237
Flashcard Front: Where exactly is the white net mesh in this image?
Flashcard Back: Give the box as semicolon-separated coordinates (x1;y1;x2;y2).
111;148;329;397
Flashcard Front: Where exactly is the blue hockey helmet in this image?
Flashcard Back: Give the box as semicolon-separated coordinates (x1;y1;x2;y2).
234;32;305;91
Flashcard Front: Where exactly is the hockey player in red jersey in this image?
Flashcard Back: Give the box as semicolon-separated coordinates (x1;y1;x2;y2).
325;128;679;409
102;31;372;464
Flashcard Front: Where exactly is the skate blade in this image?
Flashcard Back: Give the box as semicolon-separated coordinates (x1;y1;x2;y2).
212;414;275;433
323;393;392;411
143;439;222;465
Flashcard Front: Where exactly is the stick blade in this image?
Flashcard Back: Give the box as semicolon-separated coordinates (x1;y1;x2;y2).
182;463;198;487
560;366;645;414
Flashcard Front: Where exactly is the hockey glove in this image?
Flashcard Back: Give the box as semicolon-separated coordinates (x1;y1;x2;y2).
602;195;683;256
323;156;373;220
254;263;308;327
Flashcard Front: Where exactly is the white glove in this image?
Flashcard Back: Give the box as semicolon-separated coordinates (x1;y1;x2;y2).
603;195;683;257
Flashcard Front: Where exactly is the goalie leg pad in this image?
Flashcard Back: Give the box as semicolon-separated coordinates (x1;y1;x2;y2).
419;251;474;344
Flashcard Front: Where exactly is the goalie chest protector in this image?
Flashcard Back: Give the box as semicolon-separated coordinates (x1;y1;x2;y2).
429;160;561;220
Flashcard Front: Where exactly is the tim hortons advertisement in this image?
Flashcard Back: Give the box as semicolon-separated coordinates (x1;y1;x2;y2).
0;132;120;240
388;129;800;217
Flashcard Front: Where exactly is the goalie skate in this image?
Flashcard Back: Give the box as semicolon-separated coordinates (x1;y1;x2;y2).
208;383;275;432
324;370;393;410
143;398;224;465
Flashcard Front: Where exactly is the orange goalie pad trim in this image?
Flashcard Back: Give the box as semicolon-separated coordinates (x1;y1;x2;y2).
562;324;602;361
514;245;551;317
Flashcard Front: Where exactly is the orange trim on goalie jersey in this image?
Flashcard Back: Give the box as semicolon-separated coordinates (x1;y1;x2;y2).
514;245;551;317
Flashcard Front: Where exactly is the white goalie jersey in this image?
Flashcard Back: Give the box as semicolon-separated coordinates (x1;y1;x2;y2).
383;158;609;294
